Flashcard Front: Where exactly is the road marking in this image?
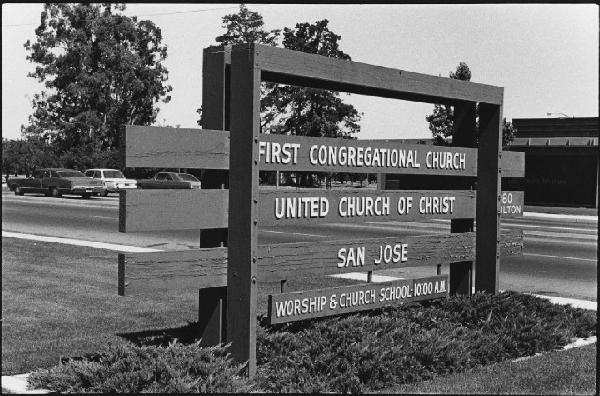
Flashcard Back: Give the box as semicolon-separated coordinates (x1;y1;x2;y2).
523;230;597;240
92;216;114;219
502;223;596;233
2;231;163;253
524;252;596;262
524;236;597;246
261;229;324;238
329;272;404;283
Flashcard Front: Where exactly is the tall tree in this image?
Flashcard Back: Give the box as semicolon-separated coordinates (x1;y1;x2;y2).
23;3;172;167
197;3;279;126
425;62;516;146
262;20;362;139
215;3;279;46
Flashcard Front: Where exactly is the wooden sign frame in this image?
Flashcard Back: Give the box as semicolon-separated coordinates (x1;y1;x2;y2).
224;43;504;375
118;44;523;377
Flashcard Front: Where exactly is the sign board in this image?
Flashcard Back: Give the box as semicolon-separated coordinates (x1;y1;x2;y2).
258;134;478;175
259;190;475;225
268;275;448;324
500;191;524;217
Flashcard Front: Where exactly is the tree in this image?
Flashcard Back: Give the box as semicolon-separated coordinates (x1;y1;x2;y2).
215;3;279;46
197;4;279;126
425;62;517;147
262;20;361;139
23;3;172;168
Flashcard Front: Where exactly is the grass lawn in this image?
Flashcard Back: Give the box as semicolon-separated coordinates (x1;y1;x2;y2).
387;343;597;394
1;237;355;374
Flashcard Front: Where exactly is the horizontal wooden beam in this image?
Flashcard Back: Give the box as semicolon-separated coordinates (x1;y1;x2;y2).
501;151;525;177
118;230;523;296
120;188;523;232
257;230;523;281
250;44;503;105
122;126;230;169
118;248;228;296
122;126;525;179
268;275;448;324
119;189;228;232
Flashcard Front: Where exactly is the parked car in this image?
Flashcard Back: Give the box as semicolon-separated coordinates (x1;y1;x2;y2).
9;168;106;198
84;168;137;196
137;172;202;189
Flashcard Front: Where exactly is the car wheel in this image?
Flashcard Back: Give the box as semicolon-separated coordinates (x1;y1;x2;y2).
50;187;61;198
14;186;24;196
82;193;91;199
102;190;109;197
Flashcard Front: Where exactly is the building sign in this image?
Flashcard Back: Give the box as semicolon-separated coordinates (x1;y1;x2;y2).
258;134;478;176
268;275;448;324
259;190;475;225
500;191;524;217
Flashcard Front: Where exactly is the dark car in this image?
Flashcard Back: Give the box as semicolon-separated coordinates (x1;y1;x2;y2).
137;172;202;189
10;168;106;198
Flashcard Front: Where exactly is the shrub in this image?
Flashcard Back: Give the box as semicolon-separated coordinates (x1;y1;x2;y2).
28;341;253;393
29;292;596;393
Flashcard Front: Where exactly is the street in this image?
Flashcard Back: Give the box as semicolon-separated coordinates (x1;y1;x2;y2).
2;190;597;301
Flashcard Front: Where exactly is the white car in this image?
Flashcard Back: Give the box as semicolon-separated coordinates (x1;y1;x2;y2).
84;168;137;196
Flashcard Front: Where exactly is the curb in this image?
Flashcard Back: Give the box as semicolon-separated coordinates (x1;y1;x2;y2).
2;292;596;394
523;212;597;224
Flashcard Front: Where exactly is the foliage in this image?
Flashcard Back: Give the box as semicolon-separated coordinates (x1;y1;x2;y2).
215;3;279;46
28;341;252;393
29;291;595;393
262;19;362;139
196;4;279;127
254;291;595;393
23;3;172;168
2;137;59;178
426;62;517;146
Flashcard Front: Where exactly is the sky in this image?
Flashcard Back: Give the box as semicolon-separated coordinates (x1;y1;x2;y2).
2;3;598;142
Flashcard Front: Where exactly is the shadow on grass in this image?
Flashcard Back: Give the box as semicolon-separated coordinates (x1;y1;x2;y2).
117;321;205;347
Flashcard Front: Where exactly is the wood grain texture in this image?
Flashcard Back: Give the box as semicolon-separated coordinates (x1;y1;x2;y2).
227;44;261;376
251;44;503;105
500;151;525;177
119;188;521;233
123;126;230;169
258;134;478;175
118;248;227;296
449;101;477;295
119;189;228;232
475;103;503;293
117;231;522;296
268;275;449;324
257;230;523;281
259;190;476;226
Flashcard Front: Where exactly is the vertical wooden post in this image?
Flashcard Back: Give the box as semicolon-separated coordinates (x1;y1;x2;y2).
197;46;230;345
450;100;477;295
227;44;260;376
475;102;503;293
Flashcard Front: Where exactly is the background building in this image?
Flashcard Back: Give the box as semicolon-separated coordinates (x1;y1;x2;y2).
506;117;598;208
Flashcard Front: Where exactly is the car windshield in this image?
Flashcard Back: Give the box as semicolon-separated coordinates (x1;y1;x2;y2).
57;171;86;178
104;170;124;178
177;173;199;182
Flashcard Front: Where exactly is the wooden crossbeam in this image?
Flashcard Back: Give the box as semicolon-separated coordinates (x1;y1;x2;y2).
119;189;524;232
118;230;523;296
501;151;525;177
250;44;504;105
121;125;524;177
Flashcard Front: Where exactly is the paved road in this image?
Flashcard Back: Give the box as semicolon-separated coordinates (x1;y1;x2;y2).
2;190;597;301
